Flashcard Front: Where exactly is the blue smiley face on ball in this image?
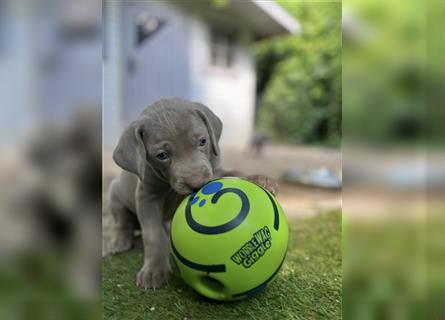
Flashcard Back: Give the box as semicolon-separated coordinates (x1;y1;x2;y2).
189;181;224;207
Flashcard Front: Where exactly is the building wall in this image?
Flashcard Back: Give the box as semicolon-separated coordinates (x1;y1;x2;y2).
188;18;256;149
104;1;192;146
104;1;256;149
121;1;191;123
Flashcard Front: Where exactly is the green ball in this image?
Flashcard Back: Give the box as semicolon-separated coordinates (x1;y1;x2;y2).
170;177;288;301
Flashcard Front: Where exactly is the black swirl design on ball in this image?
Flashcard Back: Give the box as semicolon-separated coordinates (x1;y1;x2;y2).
260;187;280;231
231;251;287;298
171;238;226;273
186;187;250;235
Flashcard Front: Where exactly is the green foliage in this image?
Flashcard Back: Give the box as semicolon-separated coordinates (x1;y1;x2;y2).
254;2;342;146
342;0;426;145
210;0;229;9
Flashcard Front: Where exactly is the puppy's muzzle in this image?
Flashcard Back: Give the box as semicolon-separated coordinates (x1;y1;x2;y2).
185;177;208;191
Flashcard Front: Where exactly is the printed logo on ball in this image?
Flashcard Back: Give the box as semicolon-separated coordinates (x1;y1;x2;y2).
230;226;272;268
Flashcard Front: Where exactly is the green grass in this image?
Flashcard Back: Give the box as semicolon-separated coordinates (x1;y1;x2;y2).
102;211;341;320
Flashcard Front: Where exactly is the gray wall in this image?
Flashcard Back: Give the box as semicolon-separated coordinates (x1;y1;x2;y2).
104;1;192;146
122;1;191;122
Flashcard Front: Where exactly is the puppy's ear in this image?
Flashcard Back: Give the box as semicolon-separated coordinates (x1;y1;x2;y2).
194;103;222;156
113;119;148;180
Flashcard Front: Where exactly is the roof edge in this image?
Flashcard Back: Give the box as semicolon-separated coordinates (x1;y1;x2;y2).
251;0;301;34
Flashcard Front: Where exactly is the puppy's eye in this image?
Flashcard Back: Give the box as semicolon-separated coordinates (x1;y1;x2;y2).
199;138;207;147
156;151;169;161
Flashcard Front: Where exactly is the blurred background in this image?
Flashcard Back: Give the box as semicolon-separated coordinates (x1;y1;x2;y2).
343;0;444;319
0;0;101;319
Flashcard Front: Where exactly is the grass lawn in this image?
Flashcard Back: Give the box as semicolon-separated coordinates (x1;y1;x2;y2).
102;210;341;320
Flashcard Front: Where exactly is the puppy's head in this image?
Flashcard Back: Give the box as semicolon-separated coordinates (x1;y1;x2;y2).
113;99;222;195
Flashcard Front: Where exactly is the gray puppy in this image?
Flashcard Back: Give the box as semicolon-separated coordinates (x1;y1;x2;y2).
108;98;277;289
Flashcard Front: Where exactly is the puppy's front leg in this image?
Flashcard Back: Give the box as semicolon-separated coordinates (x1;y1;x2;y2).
135;183;170;289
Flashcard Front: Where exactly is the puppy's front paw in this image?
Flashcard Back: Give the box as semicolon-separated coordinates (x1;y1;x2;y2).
247;175;278;196
136;263;170;289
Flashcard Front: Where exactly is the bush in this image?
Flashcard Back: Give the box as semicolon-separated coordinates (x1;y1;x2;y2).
254;2;341;146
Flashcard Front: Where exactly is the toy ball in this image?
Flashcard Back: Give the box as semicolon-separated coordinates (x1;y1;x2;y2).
170;177;288;301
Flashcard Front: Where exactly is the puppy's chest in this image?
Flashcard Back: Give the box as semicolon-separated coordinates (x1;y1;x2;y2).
162;191;186;221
